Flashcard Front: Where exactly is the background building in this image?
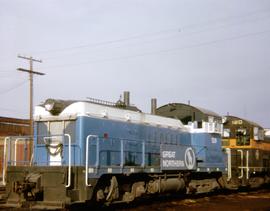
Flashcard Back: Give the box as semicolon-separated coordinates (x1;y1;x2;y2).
0;117;30;181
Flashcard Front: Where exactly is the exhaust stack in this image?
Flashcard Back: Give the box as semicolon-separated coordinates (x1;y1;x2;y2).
151;98;157;115
123;91;130;106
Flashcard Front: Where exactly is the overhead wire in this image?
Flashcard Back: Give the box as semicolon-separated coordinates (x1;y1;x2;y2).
0;68;17;73
31;28;177;55
0;79;28;95
0;107;24;112
0;71;16;75
39;28;270;71
1;8;269;70
26;8;270;56
40;12;270;62
0;70;19;79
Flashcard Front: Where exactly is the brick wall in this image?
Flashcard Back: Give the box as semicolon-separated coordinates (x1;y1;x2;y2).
0;117;30;136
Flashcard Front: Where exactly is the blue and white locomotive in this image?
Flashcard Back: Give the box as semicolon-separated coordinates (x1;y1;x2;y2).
4;96;226;209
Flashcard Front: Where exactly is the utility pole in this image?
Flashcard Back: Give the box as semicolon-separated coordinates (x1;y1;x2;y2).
17;55;45;139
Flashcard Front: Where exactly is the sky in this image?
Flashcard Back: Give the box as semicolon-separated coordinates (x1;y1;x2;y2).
0;0;270;127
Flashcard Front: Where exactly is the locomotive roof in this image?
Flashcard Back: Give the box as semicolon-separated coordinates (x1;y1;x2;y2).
223;115;263;129
35;99;186;130
156;103;221;124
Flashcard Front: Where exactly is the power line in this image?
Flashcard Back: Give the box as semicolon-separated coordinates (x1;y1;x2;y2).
181;8;270;31
41;12;270;62
0;70;15;74
0;107;26;112
0;70;20;79
0;80;28;95
0;76;18;79
27;8;270;56
32;29;177;55
157;29;270;54
39;28;270;70
0;8;268;66
0;68;17;73
0;8;268;67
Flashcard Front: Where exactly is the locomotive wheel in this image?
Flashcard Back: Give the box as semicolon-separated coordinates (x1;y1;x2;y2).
95;176;119;203
106;176;119;202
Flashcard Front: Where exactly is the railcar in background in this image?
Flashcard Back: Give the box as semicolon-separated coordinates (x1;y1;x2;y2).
222;116;270;188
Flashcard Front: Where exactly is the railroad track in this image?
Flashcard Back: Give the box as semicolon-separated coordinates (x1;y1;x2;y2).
1;188;270;211
112;188;270;211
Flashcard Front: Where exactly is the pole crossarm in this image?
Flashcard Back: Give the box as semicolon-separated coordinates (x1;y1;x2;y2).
18;55;42;63
17;68;45;75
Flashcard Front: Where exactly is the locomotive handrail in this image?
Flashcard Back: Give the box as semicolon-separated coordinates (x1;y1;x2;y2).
2;136;32;185
65;134;71;188
237;150;244;179
238;151;250;180
14;137;30;166
141;141;145;168
85;135;99;187
120;139;124;168
5;136;33;166
226;148;232;181
2;137;9;186
43;134;72;188
246;150;249;180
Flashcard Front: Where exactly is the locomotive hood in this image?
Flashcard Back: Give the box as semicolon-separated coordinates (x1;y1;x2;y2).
35;98;187;131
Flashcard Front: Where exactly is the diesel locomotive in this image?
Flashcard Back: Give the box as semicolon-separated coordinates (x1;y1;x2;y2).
222;116;270;188
2;95;226;209
1;94;270;209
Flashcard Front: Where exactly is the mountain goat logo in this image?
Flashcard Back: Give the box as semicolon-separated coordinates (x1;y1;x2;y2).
184;147;195;170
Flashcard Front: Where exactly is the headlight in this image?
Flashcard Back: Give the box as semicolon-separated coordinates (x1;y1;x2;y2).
44;99;55;112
